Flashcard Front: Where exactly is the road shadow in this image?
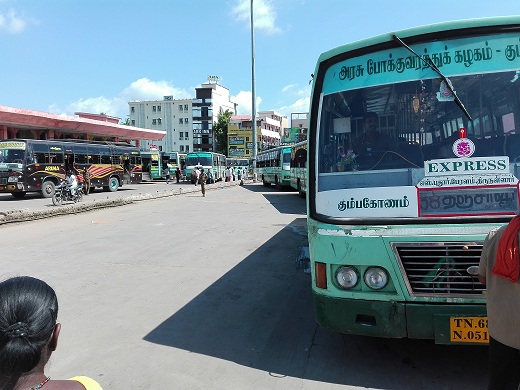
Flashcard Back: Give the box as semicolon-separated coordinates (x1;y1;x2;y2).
240;184;305;215
143;216;488;388
144;218;317;379
241;183;294;193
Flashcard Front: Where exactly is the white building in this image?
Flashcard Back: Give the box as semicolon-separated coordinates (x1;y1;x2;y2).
128;79;236;153
257;111;288;136
128;97;196;153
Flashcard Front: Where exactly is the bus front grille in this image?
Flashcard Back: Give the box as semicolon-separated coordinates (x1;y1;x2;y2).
393;242;485;297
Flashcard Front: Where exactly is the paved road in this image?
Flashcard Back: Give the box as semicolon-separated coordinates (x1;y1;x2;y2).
0;178;227;214
0;183;488;389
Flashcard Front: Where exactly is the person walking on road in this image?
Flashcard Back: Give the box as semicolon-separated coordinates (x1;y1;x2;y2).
163;165;171;184
225;167;231;182
83;169;91;195
479;215;520;390
0;276;103;390
175;167;181;183
199;168;208;197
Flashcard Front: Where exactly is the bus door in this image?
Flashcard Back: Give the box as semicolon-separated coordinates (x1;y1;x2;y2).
122;157;131;184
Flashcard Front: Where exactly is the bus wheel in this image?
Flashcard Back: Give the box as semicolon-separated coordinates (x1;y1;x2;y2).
41;181;55;198
11;191;26;199
106;177;119;192
262;176;270;187
297;180;305;198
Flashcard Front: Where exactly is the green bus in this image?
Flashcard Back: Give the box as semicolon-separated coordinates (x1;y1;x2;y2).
255;145;292;188
185;151;226;183
308;16;520;344
141;151;186;180
289;141;307;198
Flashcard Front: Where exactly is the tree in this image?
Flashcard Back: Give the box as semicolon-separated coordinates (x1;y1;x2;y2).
214;109;233;155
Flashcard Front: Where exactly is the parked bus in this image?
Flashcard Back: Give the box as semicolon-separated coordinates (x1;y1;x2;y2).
255;145;292;188
289;141;307;198
185;152;226;183
140;151;161;180
308;16;520;344
141;151;186;180
226;157;250;179
0;139;141;198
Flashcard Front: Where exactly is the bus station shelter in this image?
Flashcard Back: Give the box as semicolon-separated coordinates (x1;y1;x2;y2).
0;105;165;147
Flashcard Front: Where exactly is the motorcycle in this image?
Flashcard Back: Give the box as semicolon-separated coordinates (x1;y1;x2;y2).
52;181;84;206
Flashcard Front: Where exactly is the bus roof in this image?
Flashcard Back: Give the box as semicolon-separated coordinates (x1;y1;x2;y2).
316;16;520;64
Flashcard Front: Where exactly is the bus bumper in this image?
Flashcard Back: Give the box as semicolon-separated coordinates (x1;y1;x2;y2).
313;294;486;344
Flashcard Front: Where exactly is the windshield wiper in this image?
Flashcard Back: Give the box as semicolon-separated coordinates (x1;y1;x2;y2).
393;35;473;121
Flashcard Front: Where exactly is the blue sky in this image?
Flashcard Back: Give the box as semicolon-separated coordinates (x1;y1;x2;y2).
1;0;520;122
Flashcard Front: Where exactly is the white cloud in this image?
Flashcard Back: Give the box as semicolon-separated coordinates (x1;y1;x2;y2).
231;0;282;34
120;77;191;102
231;90;263;116
49;78;192;120
274;97;310;118
0;8;28;34
274;83;310;117
281;84;297;94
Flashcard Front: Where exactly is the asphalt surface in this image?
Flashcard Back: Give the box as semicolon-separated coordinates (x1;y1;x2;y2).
0;180;489;389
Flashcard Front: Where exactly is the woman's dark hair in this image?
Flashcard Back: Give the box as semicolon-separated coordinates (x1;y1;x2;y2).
0;276;58;374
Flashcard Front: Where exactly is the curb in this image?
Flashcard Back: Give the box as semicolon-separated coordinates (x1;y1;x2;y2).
0;180;246;225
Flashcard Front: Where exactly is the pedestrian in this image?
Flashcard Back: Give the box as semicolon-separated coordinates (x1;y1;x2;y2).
232;167;236;181
225;166;231;182
478;215;520;390
237;168;242;181
84;169;91;195
0;276;103;389
163;165;171;184
192;167;200;185
175;167;181;183
199;168;208;197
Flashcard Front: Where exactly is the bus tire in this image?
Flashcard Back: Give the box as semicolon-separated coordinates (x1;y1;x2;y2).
41;181;55;198
262;176;270;187
105;176;120;192
11;191;26;199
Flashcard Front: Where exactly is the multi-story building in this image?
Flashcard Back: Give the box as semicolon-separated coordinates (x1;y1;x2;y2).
128;78;236;153
128;97;196;153
228;111;287;156
193;81;236;152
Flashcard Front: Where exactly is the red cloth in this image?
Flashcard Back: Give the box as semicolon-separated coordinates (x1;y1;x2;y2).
493;215;520;282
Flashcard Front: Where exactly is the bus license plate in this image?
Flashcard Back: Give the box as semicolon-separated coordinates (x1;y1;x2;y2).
450;316;489;343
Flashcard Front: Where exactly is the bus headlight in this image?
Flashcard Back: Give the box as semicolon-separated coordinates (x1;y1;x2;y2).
8;175;20;183
336;266;359;289
364;267;388;290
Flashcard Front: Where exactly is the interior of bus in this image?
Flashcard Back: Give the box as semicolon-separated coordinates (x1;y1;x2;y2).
318;70;520;191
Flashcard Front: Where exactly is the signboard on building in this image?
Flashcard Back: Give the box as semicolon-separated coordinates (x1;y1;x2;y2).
283;127;302;144
229;148;245;156
207;75;219;84
229;137;244;146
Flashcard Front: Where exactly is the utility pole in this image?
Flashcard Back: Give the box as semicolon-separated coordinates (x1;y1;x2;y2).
250;0;257;180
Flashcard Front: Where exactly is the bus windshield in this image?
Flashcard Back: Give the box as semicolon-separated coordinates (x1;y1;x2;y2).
316;31;520;219
0;148;25;164
186;156;212;166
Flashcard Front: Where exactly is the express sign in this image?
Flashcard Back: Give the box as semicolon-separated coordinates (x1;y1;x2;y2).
424;156;509;176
